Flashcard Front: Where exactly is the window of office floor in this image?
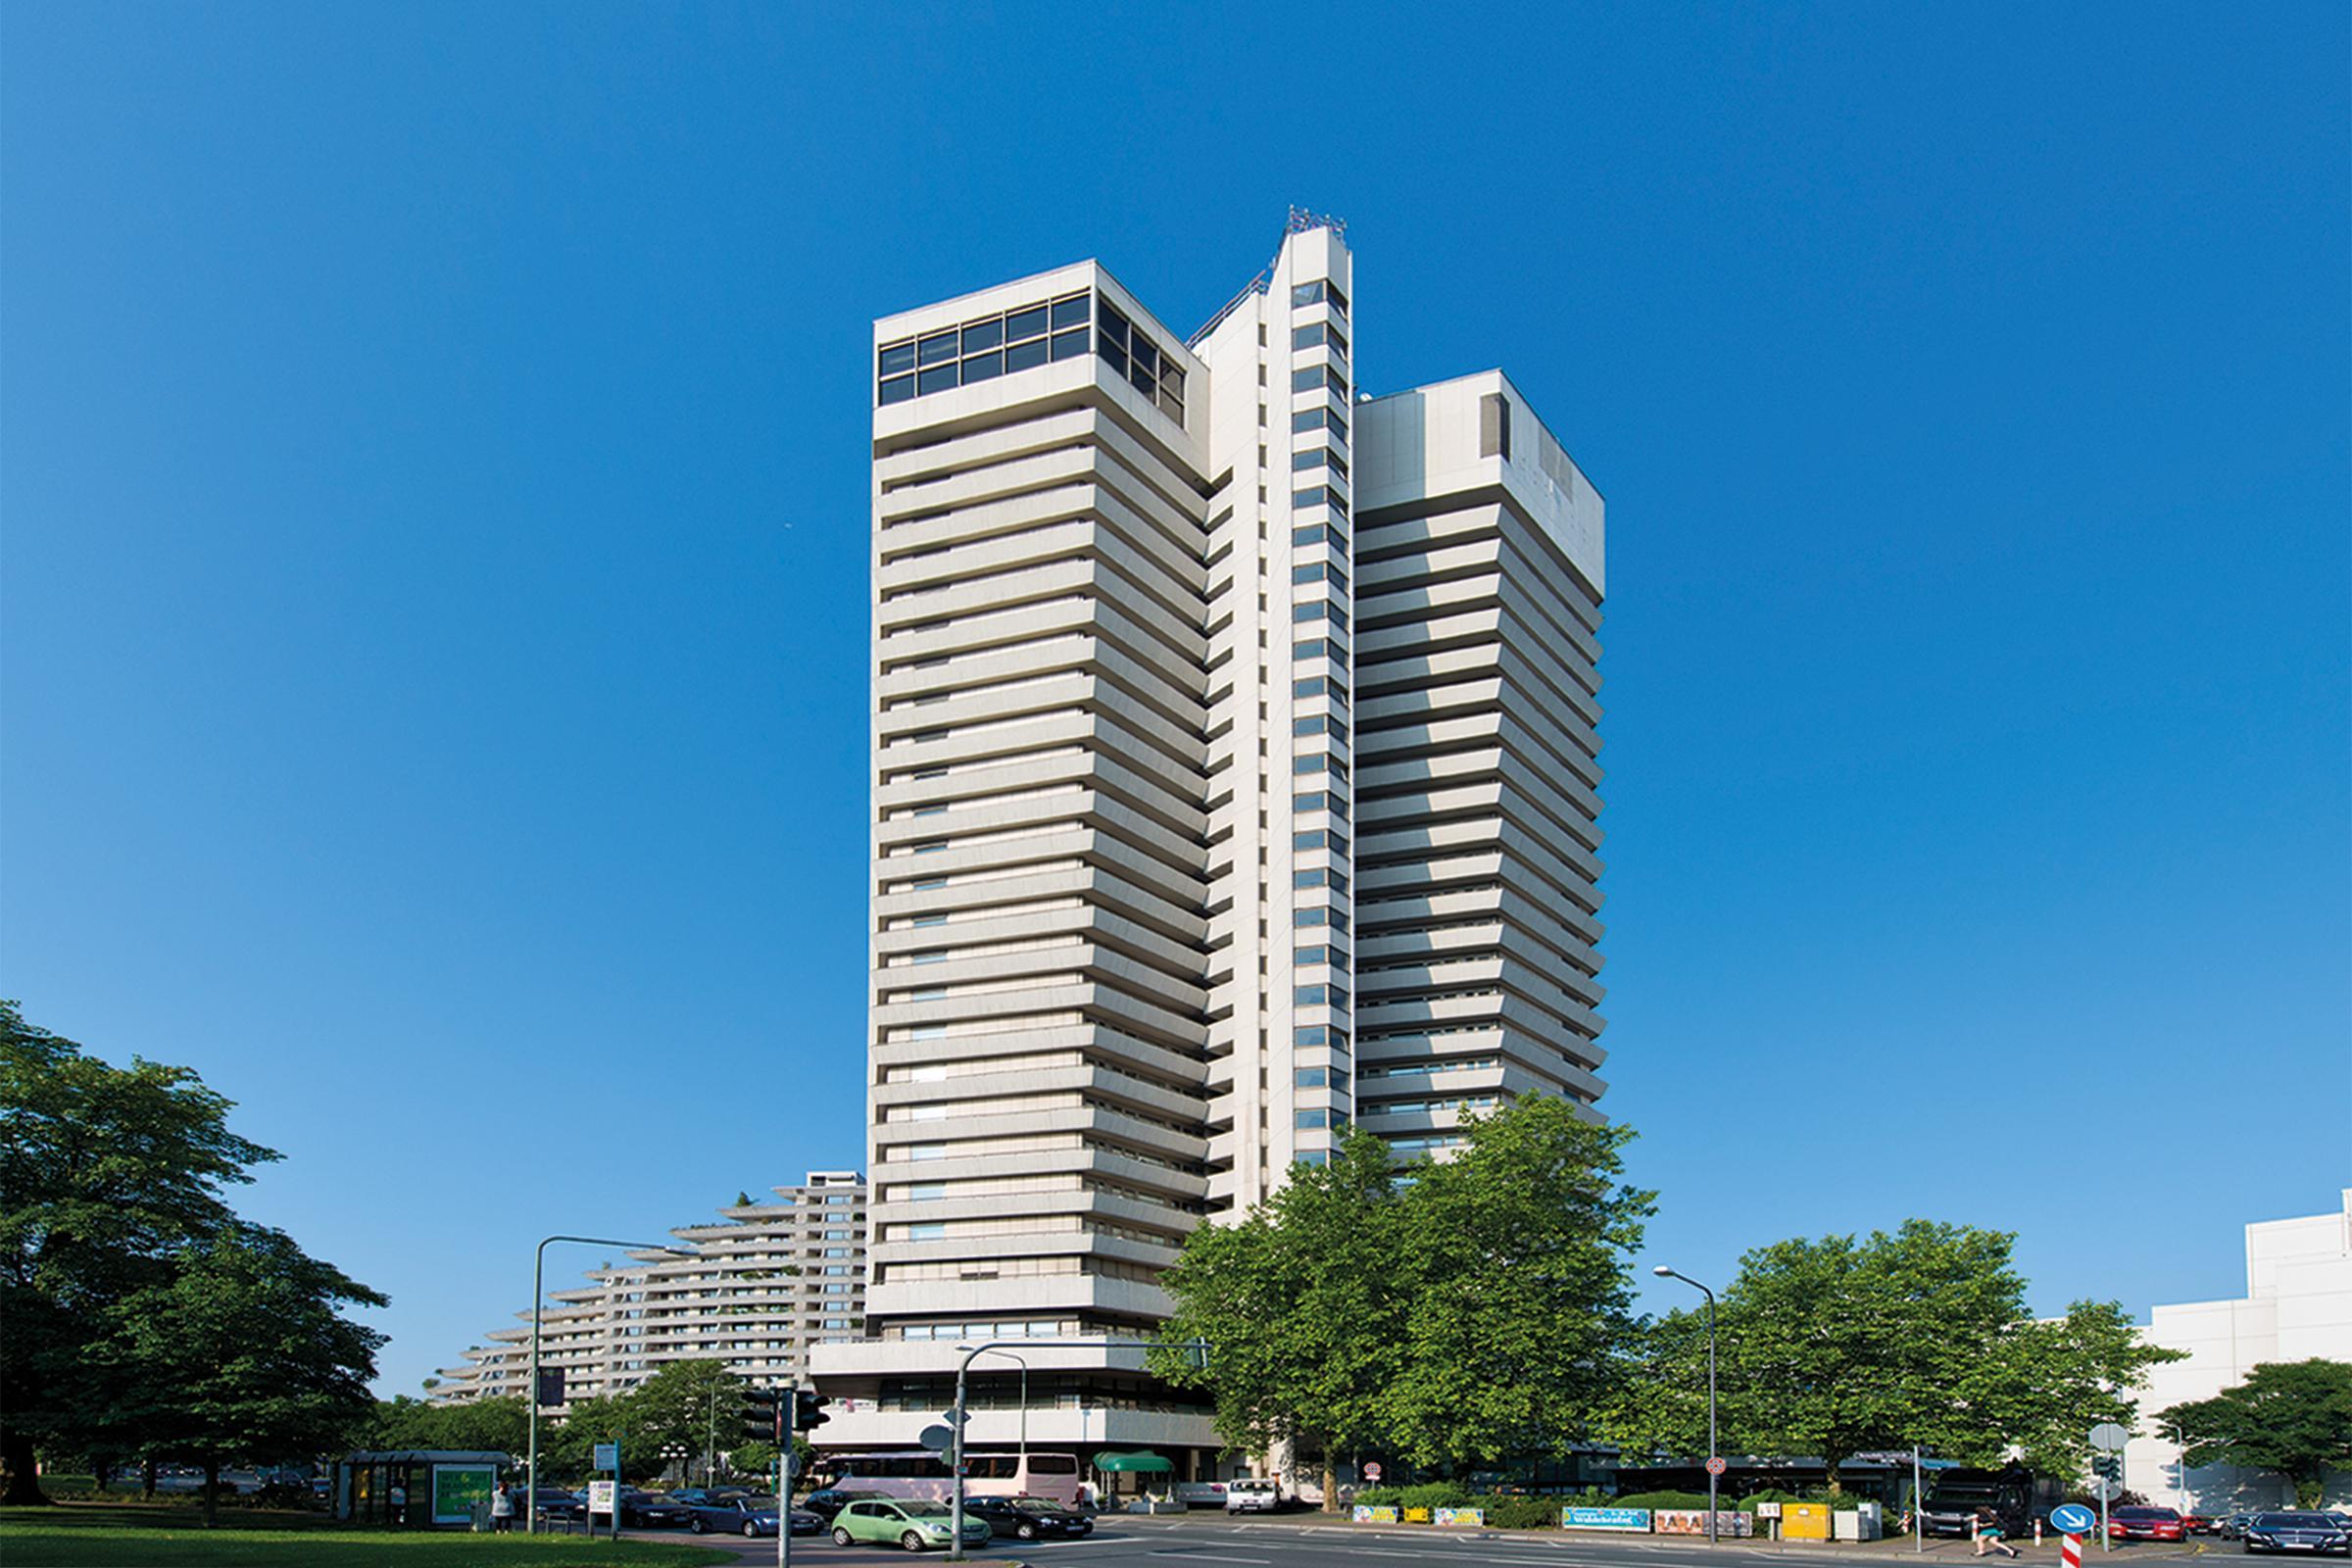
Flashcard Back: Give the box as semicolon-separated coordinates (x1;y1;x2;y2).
1291;279;1349;317
876;289;1093;408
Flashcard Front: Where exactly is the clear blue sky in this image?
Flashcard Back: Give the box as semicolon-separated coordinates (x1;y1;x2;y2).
4;3;2344;1397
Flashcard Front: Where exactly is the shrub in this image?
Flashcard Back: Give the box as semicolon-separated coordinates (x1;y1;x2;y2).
1472;1494;1558;1529
1614;1489;1742;1511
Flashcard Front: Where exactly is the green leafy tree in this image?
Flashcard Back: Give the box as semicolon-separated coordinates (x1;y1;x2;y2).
101;1225;385;1525
1616;1221;2175;1492
1154;1098;1654;1496
625;1359;749;1482
1379;1098;1652;1468
360;1393;528;1456
1152;1128;1409;1504
2164;1360;2352;1509
0;1001;280;1504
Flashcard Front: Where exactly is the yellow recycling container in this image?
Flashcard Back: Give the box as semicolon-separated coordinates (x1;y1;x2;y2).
1783;1503;1832;1541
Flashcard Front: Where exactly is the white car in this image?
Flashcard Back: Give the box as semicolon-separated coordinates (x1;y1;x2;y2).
1226;1479;1281;1514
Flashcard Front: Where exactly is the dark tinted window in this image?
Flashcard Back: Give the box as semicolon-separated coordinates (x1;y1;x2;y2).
918;332;957;367
917;364;957;395
879;341;916;375
1049;327;1087;362
1006;304;1050;341
1005;336;1050;372
1051;293;1090;328
961;351;1004;382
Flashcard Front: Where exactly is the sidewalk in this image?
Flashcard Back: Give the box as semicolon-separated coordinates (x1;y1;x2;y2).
1114;1512;2212;1563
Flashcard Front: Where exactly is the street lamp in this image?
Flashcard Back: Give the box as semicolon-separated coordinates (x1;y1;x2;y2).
956;1346;1029;1475
1654;1265;1720;1545
525;1235;698;1535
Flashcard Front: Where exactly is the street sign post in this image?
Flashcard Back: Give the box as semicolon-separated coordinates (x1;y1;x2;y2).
1364;1462;1383;1484
1705;1457;1728;1477
2088;1425;2128;1551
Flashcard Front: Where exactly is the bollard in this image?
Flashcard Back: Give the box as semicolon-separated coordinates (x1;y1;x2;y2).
2035;1520;2044;1546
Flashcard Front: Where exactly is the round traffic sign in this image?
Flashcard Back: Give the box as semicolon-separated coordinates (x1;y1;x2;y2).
1704;1457;1728;1477
2051;1504;2097;1535
2085;1477;2124;1501
1363;1462;1384;1483
2088;1422;2129;1451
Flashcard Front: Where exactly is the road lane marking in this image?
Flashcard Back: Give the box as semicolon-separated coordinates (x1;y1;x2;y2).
1150;1553;1272;1564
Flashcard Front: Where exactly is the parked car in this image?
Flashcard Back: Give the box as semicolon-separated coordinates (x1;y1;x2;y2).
2111;1507;2189;1544
1227;1478;1282;1514
668;1488;750;1508
530;1488;587;1521
803;1488;889;1524
681;1494;819;1538
2223;1518;2259;1541
2243;1513;2351;1555
1174;1481;1230;1508
830;1497;994;1551
964;1494;1094;1541
609;1489;694;1529
2182;1513;2216;1536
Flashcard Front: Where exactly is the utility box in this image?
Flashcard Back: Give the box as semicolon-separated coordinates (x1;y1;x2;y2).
1835;1501;1883;1541
1783;1502;1832;1541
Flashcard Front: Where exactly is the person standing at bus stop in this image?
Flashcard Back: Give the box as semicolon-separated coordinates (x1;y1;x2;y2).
491;1483;514;1533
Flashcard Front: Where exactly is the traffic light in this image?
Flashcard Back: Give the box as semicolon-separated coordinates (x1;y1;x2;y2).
794;1389;830;1436
2091;1454;2122;1482
743;1386;782;1445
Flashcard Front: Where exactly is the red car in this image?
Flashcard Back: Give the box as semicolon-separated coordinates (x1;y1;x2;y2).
2110;1507;2187;1543
2179;1511;2213;1536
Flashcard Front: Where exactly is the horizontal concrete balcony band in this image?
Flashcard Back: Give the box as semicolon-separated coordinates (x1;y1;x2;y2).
1354;843;1599;922
808;1331;1187;1386
877;557;1099;635
1356;773;1604;857
875;432;1098;520
862;1269;1177;1323
873;1064;1208;1125
886;501;1211;626
807;1404;1223;1453
876;954;1204;1025
1357;922;1605;1006
874;1102;1206;1160
877;796;1204;876
1357;709;1604;803
874;981;1207;1051
879;592;1202;677
1355;981;1599;1045
1358;1017;1606;1089
878;749;1206;837
875;866;1207;947
1359;809;1603;888
874;905;1203;975
869;1188;1195;1238
867;1226;1176;1270
1355;878;1605;956
873;1024;1206;1083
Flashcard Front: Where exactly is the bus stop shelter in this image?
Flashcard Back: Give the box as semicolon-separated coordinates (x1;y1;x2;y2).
335;1450;508;1529
1094;1450;1173;1504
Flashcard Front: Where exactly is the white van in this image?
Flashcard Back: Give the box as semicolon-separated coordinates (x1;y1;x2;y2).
1226;1479;1281;1514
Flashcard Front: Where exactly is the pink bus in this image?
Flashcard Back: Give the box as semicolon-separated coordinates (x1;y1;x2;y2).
819;1450;1083;1506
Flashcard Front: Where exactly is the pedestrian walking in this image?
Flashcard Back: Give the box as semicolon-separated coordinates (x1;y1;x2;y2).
1974;1508;2018;1558
492;1483;515;1533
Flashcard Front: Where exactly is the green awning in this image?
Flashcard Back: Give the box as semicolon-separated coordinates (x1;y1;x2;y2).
1095;1451;1173;1473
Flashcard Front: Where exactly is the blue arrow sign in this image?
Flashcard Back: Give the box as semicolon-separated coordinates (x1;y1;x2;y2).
2051;1504;2097;1535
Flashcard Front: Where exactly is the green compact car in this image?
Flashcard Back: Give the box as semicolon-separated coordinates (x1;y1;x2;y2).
830;1497;994;1551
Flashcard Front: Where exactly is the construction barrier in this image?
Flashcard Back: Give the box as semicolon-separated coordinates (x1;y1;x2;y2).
1562;1506;1654;1531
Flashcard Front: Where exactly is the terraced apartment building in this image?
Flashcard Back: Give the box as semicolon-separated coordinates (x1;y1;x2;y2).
430;1171;866;1413
810;215;1609;1478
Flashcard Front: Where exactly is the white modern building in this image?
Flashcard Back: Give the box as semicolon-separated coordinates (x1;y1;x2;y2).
432;1172;866;1413
812;214;1608;1479
2125;1189;2352;1510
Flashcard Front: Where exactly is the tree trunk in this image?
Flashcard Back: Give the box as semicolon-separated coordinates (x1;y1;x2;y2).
202;1456;220;1528
1322;1457;1339;1513
0;1426;52;1505
1825;1456;1843;1497
142;1456;158;1499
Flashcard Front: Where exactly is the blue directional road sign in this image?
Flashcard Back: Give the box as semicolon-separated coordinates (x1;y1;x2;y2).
2051;1504;2097;1535
593;1442;619;1472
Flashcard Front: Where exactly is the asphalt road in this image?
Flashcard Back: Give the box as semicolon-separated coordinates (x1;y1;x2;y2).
667;1515;2218;1568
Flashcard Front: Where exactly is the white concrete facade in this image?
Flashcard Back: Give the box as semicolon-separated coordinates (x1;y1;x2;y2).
431;1172;866;1413
2125;1189;2352;1510
813;217;1609;1475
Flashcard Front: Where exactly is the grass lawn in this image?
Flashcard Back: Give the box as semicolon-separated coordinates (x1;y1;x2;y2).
0;1504;736;1568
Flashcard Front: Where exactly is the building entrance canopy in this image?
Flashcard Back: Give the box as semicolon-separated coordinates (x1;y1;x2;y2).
1095;1451;1173;1473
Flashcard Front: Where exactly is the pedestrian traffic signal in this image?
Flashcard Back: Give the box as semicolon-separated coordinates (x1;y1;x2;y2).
2091;1454;2122;1482
794;1389;830;1435
743;1387;782;1444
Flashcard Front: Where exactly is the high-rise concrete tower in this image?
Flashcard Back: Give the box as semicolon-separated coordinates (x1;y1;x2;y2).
812;216;1607;1480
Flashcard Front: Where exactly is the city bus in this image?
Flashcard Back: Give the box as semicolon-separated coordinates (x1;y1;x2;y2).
817;1450;1083;1506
